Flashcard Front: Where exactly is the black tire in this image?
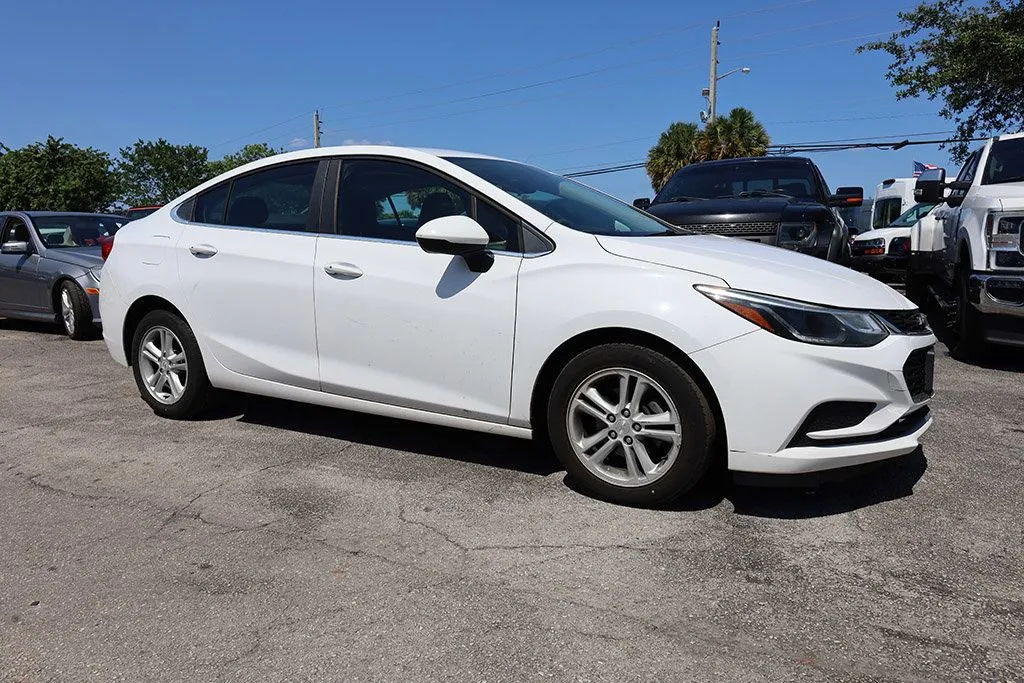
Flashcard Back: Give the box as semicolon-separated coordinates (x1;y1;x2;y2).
130;309;212;419
546;343;717;507
949;268;985;361
56;281;97;341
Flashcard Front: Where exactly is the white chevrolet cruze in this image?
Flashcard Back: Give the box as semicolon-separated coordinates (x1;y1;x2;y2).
100;146;935;505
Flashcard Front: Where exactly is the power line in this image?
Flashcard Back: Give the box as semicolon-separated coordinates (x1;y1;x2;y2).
210;0;822;149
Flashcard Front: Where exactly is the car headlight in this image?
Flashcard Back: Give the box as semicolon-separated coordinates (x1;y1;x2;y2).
696;286;890;347
778;222;817;248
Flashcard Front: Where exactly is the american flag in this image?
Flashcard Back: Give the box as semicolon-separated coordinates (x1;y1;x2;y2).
913;161;938;178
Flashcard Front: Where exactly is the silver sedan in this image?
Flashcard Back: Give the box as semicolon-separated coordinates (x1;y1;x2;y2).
0;211;126;339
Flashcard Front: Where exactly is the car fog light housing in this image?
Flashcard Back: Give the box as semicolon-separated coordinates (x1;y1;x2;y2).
779;222;817;248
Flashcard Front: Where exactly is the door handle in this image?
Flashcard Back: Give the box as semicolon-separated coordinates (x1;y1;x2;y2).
324;262;363;279
189;244;218;258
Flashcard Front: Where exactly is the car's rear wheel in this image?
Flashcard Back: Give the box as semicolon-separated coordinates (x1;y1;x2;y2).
131;310;212;419
546;343;717;506
57;281;96;341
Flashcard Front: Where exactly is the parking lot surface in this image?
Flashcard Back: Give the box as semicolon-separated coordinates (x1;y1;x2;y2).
2;320;1022;682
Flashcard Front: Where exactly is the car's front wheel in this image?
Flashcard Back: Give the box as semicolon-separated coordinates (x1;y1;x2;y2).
131;310;212;419
546;343;717;506
57;281;97;340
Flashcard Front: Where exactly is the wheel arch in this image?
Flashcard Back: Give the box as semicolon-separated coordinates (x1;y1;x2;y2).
528;327;726;449
122;296;188;366
49;276;81;315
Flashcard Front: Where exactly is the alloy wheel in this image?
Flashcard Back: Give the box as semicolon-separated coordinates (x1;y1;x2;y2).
566;368;683;487
138;326;188;404
60;288;75;335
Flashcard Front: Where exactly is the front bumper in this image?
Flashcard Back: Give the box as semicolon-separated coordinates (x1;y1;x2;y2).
691;329;935;475
969;273;1024;318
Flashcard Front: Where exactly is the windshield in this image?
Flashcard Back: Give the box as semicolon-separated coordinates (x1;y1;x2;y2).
654;160;822;202
444;157;685;236
889;202;936;227
982;137;1024;185
33;215;124;248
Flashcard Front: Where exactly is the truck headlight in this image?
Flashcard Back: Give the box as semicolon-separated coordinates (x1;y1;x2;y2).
696;286;890;347
986;215;1023;268
778;222;817;248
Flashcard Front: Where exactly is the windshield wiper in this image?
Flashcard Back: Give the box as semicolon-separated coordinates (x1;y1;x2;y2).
725;190;794;199
665;195;708;202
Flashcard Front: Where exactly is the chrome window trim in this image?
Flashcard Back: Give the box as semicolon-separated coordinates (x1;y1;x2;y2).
169;210;320;236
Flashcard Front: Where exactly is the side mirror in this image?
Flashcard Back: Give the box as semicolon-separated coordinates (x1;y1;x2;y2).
633;197;651;211
828;186;864;207
0;241;31;255
415;215;493;273
914;168;947;203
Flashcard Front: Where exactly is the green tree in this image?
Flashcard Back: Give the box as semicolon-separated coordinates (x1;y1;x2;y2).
0;136;117;211
699;107;771;161
646;122;702;192
859;0;1024;160
206;142;281;179
645;109;770;191
117;138;209;206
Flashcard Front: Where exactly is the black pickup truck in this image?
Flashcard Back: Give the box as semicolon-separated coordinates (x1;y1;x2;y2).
633;156;863;263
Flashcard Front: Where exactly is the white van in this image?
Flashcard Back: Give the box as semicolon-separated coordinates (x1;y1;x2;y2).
870;178;917;230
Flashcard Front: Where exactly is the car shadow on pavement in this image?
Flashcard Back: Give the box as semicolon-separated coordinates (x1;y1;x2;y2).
233;395;561;476
724;447;928;519
0;319;64;336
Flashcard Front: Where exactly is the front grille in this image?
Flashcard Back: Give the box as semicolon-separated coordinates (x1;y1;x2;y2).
877;309;931;335
903;347;935;401
680;221;778;237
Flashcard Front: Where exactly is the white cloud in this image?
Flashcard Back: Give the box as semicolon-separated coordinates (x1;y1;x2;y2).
342;138;393;146
287;137;308;149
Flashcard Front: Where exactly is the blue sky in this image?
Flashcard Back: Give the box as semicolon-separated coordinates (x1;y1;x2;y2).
3;0;961;201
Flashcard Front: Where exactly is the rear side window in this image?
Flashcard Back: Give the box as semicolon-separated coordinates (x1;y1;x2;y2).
195;183;229;225
872;197;903;229
190;161;319;231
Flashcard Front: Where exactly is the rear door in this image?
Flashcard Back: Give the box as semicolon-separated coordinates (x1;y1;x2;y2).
0;216;46;313
175;160;326;389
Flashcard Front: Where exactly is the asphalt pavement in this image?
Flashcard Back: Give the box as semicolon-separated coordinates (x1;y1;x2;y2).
1;318;1022;682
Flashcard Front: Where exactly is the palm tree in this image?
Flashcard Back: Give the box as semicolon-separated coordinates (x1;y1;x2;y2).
646;109;770;191
645;122;701;192
701;107;770;160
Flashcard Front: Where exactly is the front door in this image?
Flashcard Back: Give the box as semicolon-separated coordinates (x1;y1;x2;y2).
313;158;522;423
0;217;45;314
176;160;325;389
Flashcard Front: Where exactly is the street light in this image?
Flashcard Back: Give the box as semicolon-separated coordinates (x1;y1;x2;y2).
700;66;751;124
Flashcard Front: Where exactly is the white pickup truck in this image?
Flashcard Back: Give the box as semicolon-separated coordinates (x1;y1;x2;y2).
908;133;1024;359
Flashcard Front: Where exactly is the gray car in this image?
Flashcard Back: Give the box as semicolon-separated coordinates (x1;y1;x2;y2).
0;211;126;339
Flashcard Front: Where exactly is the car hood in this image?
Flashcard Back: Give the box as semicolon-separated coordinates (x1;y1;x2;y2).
646;196;822;225
596;234;912;310
854;226;910;242
43;247;104;269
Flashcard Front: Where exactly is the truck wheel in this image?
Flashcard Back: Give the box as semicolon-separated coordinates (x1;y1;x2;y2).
950;269;985;361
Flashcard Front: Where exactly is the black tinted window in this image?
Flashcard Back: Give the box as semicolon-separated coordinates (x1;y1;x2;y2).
225;162;319;231
873;198;904;229
1;218;31;244
655;161;821;201
982;137;1024;185
475;200;522;252
338;160;470;242
195;183;228;225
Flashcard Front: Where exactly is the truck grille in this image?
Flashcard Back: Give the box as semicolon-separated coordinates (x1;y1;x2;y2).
877;309;931;335
681;221;779;237
903;347;935;401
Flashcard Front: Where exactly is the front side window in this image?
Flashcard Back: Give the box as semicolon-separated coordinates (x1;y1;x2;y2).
982;137;1024;185
31;215;123;248
1;218;31;244
446;157;681;237
338;159;522;250
956;150;981;184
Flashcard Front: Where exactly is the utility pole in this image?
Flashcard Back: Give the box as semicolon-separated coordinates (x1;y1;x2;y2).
707;21;720;125
313;110;322;148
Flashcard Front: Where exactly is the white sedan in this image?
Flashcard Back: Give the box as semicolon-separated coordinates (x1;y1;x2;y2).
99;146;935;505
